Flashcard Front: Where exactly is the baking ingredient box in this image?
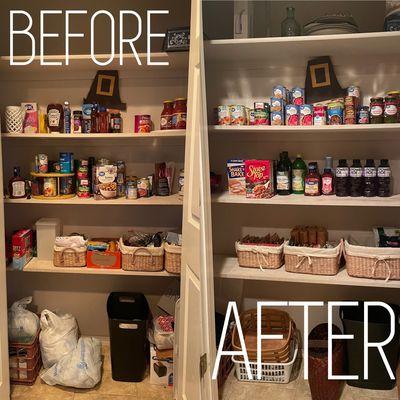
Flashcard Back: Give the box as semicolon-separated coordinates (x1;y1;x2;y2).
245;160;275;199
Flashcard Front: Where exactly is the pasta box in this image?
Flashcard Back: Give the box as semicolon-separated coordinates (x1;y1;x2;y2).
11;229;33;270
86;238;121;269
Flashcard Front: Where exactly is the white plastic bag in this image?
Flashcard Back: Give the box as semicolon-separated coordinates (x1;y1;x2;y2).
40;337;102;389
153;316;174;350
8;297;39;343
39;310;78;369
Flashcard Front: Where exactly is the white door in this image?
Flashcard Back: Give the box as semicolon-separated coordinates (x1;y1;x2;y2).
0;136;10;399
177;0;218;398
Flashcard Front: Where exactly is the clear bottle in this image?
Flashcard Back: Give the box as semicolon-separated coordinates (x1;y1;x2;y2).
292;154;307;194
350;159;363;197
363;159;377;197
321;156;334;195
276;152;291;195
377;159;391;197
281;6;301;37
64;101;71;133
9;166;26;199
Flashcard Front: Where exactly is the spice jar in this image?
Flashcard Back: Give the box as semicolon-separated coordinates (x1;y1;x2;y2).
384;96;398;123
305;162;321;196
370;97;384;124
160;100;174;130
172;98;187;130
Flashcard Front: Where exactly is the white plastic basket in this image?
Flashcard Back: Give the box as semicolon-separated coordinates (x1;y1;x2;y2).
232;338;298;384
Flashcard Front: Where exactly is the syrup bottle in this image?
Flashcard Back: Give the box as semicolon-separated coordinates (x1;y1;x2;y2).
363;159;377;197
9;166;26;199
377;159;391;197
350;159;363;197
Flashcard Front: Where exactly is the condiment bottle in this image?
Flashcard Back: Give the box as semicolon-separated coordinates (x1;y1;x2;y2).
9;166;26;199
377;159;391;197
321;156;334;195
172;98;187;129
276;152;291;195
160;100;174;130
363;159;377;197
305;162;321;196
47;103;64;133
335;159;350;197
370;97;384;124
384;96;398;123
350;159;363;197
292;154;306;194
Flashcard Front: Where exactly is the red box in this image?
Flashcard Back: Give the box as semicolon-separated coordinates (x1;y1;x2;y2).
86;239;121;269
12;230;33;270
245;160;274;199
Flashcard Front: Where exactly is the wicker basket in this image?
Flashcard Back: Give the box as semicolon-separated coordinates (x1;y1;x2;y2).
235;241;285;270
120;238;164;272
164;243;181;274
232;308;294;363
53;246;86;267
344;240;400;281
217;322;234;388
284;241;342;276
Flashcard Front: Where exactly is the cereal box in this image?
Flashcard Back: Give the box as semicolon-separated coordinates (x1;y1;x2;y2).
11;229;33;270
245;160;274;199
227;160;246;196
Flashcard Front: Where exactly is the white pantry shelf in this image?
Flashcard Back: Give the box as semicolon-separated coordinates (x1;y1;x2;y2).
7;257;177;277
205;31;400;68
2;130;186;140
213;192;400;207
214;255;400;289
5;193;182;206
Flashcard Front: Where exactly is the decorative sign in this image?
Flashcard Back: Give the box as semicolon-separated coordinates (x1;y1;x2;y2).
163;27;190;52
84;70;126;111
305;56;345;104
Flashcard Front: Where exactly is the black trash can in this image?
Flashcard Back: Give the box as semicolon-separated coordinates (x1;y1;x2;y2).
340;302;400;390
107;292;150;382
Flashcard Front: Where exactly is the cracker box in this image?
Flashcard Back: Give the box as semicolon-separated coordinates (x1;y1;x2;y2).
227;159;246;196
12;229;33;270
245;160;274;199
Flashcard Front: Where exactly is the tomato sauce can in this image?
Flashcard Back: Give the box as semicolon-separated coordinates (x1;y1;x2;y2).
60;176;74;195
36;154;48;173
134;115;152;133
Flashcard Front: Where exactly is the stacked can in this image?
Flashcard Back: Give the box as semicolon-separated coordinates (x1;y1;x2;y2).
116;161;126;197
347;85;361;108
76;159;90;198
252;102;270;125
344;96;356;125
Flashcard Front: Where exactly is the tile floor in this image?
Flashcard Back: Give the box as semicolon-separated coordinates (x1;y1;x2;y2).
219;357;399;400
10;341;173;400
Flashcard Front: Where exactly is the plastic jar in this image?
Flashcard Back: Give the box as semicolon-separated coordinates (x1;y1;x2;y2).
172;98;187;130
160;101;174;130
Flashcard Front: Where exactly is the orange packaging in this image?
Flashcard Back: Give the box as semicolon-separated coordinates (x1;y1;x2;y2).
245;160;274;199
87;238;121;269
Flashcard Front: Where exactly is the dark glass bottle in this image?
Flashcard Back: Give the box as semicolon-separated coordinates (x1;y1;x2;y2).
292;154;307;194
377;159;391;197
335;159;349;197
9;166;26;199
350;159;363;197
276;152;291;195
363;159;377;197
321;156;334;195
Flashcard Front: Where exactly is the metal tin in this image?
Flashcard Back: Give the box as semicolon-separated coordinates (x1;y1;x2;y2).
76;159;89;179
137;177;150;198
357;106;370;124
134;115;151;133
52;162;61;173
217;105;231;125
43;177;57;197
36;154;48;173
253;102;270;125
344;96;356;125
229;105;246;125
77;178;91;198
60;176;74;195
59;152;74;173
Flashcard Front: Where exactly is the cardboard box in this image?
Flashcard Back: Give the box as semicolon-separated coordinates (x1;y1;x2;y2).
12;230;33;270
150;345;173;386
87;238;121;269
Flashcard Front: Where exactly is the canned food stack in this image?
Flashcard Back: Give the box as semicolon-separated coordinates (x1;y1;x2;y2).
231;308;298;383
76;159;90;198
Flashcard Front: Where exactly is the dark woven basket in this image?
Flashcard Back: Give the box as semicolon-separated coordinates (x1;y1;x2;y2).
308;323;345;400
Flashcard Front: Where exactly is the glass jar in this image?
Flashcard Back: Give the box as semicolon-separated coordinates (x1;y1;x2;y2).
370;97;384;124
172;98;187;130
305;162;321;196
160;100;174;130
384;96;398;123
281;6;301;37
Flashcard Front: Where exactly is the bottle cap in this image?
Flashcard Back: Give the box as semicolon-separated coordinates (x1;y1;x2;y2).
324;156;333;170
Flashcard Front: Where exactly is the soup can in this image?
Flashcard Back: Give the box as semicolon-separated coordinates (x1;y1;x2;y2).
229;105;246;125
36;154;48;173
134;115;151;133
217;105;231;125
60;176;74;195
43;177;57;197
77;178;91;198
